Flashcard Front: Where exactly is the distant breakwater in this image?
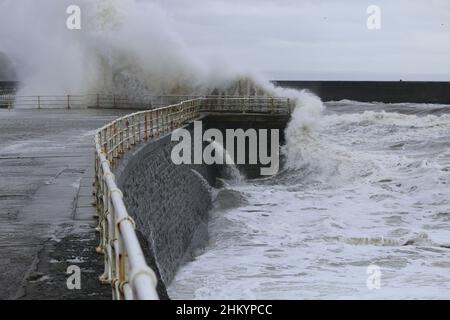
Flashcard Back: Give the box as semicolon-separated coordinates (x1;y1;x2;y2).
273;81;450;104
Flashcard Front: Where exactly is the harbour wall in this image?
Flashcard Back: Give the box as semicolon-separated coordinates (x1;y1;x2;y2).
273;81;450;104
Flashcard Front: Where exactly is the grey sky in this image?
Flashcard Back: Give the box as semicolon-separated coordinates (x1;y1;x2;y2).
153;0;450;80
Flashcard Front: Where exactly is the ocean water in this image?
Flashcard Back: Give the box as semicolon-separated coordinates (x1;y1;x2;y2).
168;100;450;300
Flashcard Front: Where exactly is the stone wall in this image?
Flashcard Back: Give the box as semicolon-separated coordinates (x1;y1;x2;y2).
115;124;217;297
113;114;289;298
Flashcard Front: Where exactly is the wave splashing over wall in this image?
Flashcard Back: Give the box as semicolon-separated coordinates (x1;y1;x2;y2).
169;100;450;300
0;0;238;97
0;0;329;129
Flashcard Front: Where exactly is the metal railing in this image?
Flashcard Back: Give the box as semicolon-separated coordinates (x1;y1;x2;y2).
0;88;16;109
92;94;203;109
203;96;292;114
0;94;90;109
0;93;293;112
94;99;202;300
0;94;195;109
94;96;291;300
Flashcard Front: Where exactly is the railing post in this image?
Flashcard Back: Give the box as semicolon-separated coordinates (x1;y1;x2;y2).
109;126;112;163
67;95;70;109
117;122;121;154
163;109;166;134
121;119;126;153
156;111;160;137
103;129;107;154
165;109;169;133
119;119;124;154
163;109;167;134
144;113;148;140
132;115;136;145
114;122;118;161
126;118;130;149
38;96;41;110
137;114;141;143
150;112;154;138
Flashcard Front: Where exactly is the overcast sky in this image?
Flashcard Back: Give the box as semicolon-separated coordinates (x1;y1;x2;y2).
151;0;450;81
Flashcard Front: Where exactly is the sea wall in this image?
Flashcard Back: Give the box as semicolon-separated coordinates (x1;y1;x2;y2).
113;114;290;298
115;123;217;298
273;81;450;104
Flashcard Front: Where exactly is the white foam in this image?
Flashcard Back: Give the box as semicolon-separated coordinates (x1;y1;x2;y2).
169;101;450;300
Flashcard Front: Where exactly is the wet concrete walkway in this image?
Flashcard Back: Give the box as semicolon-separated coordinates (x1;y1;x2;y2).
0;108;130;300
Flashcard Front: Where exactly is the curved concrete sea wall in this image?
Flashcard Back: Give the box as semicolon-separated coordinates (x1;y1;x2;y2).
115;123;217;298
93;98;290;300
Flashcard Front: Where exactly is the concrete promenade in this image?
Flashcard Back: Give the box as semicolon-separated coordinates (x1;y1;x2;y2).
0;108;130;300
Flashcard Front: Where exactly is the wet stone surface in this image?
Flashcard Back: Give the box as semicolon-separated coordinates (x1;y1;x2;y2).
0;108;130;300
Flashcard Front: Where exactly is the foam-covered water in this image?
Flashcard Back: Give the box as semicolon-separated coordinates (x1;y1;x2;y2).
168;100;450;300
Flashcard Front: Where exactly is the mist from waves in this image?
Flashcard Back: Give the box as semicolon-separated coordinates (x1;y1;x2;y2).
0;0;213;96
0;0;310;105
168;100;450;300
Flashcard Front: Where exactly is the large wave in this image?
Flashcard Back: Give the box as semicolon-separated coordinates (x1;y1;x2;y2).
0;0;237;96
0;0;329;166
0;1;324;110
0;1;284;97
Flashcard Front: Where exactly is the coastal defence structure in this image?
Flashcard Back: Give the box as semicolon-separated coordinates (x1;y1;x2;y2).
274;81;450;104
0;91;290;300
4;80;448;300
93;97;292;299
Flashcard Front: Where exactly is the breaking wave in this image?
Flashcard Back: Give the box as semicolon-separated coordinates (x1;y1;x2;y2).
169;99;450;299
0;0;325;113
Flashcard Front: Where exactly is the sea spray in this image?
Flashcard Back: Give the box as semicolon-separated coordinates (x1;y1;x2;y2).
207;140;243;184
0;0;328;117
278;90;335;177
0;0;213;96
169;100;450;299
0;0;269;98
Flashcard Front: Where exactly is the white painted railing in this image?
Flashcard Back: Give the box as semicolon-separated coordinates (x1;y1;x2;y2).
0;93;293;111
94;97;291;300
0;94;192;109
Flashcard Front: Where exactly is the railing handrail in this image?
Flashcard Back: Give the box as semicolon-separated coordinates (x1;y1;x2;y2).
1;94;291;111
0;94;290;101
94;98;205;300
